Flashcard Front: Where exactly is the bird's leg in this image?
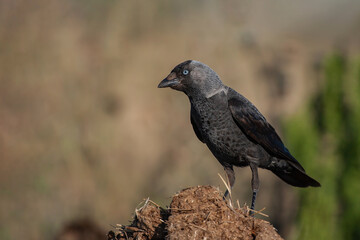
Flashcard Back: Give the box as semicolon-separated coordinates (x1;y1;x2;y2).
249;163;259;216
223;166;235;199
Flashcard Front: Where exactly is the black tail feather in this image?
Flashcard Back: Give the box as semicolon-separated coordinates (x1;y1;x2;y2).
271;164;321;187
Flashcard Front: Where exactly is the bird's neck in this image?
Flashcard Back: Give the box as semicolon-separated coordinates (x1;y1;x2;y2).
205;86;227;99
187;86;228;104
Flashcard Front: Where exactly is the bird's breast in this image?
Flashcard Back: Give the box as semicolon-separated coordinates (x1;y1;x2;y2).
191;97;249;159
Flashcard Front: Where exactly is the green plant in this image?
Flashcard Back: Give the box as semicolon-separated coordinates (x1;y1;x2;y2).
284;54;360;240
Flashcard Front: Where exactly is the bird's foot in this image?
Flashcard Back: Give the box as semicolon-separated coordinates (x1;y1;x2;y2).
223;190;229;200
223;190;234;209
249;208;254;216
249;190;258;216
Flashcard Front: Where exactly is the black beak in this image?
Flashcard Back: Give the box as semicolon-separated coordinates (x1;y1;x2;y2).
158;72;180;88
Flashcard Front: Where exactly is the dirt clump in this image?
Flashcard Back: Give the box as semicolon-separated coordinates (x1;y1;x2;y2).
108;198;169;240
109;186;283;240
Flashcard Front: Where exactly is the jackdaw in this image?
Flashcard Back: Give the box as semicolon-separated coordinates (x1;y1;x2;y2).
158;60;320;213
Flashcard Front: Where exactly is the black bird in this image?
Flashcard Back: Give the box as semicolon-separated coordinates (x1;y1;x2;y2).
158;60;320;213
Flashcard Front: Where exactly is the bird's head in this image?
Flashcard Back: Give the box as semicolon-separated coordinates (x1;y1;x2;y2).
158;60;223;98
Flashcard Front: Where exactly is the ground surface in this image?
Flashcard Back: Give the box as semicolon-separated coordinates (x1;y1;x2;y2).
109;186;283;240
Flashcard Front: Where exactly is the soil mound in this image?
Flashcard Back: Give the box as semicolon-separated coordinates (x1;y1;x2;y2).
108;186;283;240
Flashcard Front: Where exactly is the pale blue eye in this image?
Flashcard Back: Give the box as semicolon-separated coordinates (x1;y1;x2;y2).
183;69;189;75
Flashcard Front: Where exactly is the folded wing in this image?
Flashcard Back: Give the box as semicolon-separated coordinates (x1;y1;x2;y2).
227;90;305;172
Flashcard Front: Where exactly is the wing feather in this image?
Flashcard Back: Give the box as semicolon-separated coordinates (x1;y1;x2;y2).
228;92;304;171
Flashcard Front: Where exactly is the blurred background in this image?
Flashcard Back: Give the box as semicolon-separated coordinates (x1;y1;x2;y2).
1;0;360;239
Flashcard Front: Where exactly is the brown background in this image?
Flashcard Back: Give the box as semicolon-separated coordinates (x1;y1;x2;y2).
1;0;359;239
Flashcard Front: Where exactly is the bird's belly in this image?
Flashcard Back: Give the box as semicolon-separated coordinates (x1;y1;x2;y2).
200;113;250;164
